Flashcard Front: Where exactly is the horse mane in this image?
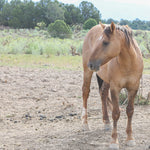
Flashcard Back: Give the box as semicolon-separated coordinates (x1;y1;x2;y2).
104;24;134;48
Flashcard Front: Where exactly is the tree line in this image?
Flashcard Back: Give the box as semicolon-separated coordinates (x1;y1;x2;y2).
0;0;101;28
0;0;150;31
103;18;150;31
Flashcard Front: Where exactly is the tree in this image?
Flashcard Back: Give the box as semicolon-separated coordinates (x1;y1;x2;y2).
48;20;71;39
5;0;36;28
105;18;118;24
45;1;64;25
120;19;130;26
64;4;82;25
1;2;11;26
0;0;6;25
79;1;101;23
83;18;97;29
34;1;45;24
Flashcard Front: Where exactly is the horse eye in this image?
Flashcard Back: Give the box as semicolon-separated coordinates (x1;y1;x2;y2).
103;41;109;46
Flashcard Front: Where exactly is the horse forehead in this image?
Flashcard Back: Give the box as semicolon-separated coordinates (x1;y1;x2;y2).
98;35;103;41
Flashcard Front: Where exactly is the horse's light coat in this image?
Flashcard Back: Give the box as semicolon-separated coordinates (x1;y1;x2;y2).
81;107;87;118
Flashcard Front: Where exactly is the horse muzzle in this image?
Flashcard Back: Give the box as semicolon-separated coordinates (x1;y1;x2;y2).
88;60;101;71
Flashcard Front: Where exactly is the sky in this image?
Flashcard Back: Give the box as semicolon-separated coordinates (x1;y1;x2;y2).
33;0;150;21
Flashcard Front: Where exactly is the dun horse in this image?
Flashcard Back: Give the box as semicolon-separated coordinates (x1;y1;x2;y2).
82;22;143;149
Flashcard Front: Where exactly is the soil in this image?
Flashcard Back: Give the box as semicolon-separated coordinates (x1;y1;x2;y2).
0;67;150;150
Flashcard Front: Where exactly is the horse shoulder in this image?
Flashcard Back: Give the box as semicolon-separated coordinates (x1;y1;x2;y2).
97;63;109;83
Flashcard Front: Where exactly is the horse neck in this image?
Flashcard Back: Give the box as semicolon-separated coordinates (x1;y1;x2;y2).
117;43;138;71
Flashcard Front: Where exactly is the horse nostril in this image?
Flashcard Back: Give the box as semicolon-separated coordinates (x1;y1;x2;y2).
90;64;93;69
88;62;94;70
88;60;101;71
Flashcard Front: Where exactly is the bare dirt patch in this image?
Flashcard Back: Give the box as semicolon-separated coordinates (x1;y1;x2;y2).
0;67;150;150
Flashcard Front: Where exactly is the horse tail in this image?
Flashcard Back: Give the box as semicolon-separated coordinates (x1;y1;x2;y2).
96;74;113;111
96;74;103;90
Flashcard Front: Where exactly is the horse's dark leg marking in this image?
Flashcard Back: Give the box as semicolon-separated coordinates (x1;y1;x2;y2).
96;74;110;127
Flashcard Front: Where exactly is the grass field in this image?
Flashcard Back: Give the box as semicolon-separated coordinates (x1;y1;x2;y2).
0;28;150;56
0;29;84;56
0;28;149;73
0;54;149;74
143;58;150;74
0;54;82;70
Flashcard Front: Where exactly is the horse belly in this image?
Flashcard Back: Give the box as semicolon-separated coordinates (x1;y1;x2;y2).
125;75;141;89
117;74;140;89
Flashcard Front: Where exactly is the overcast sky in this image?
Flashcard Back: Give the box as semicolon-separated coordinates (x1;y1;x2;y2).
33;0;150;21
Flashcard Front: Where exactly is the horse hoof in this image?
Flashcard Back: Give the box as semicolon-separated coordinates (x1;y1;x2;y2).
146;145;150;150
126;140;136;147
109;143;119;150
82;123;90;131
104;124;112;131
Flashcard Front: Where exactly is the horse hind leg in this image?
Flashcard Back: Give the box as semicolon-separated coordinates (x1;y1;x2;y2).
96;74;111;131
82;68;93;130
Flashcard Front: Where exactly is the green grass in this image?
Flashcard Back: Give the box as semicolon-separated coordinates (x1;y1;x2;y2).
0;54;82;70
143;58;150;74
134;30;150;55
0;54;149;74
0;29;83;56
0;29;149;73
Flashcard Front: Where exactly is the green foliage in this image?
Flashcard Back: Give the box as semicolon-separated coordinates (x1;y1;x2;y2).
45;2;65;25
0;28;149;59
0;0;102;28
6;0;35;28
0;28;83;56
64;4;83;25
0;0;150;31
102;18;150;31
36;22;46;30
119;89;149;105
79;1;101;23
83;18;97;30
133;30;150;55
48;20;72;39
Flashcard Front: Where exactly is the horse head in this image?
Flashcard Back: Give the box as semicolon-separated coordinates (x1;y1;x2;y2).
88;22;122;71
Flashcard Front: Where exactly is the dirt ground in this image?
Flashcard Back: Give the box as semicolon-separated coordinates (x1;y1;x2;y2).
0;67;150;150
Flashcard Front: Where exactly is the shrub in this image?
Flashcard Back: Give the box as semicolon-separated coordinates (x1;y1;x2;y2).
83;18;97;30
48;20;72;39
36;21;46;30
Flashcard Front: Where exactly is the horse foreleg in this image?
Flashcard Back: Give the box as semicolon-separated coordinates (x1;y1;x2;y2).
109;87;121;150
126;89;137;147
107;90;113;111
82;69;93;130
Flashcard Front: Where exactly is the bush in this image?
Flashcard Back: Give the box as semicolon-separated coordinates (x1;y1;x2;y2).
48;20;72;39
83;18;97;30
35;21;46;30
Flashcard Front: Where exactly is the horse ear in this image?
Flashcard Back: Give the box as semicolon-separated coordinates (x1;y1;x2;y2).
99;22;105;29
110;22;115;33
125;25;129;28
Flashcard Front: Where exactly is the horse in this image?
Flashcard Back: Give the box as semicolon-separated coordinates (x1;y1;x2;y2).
81;22;143;150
